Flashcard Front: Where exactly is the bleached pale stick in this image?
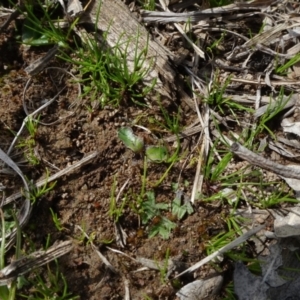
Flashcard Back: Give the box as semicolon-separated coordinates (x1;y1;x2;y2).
0;148;31;248
163;124;202;142
0;240;73;286
142;0;276;23
7;87;66;156
175;225;264;277
24;45;60;76
4;151;98;205
231;142;300;179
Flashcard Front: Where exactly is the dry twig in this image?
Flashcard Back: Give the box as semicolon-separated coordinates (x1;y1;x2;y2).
231;142;300;180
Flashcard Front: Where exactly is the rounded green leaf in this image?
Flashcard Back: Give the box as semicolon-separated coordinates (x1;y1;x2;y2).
118;127;144;153
146;145;168;163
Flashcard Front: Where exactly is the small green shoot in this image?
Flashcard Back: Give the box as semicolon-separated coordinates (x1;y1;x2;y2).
223;282;235;300
0;209;24;300
246;89;292;146
25;115;39;138
205;150;233;182
22;0;75;47
157;248;170;284
109;176;127;222
17;115;40;165
253;184;297;208
205;229;237;256
172;192;193;220
49;208;64;231
17;138;40;165
140;191;168;224
28;171;56;204
139;0;156;10
138;191;176;239
206;73;253;116
19;259;79;300
155;100;181;135
22;17;51;46
118;127;144;153
206;31;226;55
149;217;176;239
275;53;300;75
75;222;96;245
152;141;181;186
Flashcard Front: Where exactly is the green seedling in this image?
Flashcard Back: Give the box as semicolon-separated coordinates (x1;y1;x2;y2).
75;222;96;245
139;0;156;10
0;210;12;300
109;176;127;222
200;142;235;202
172;192;193;220
28;171;56;204
205;73;253;116
17;138;40;165
138;191;176;239
118;127;144;153
226;215;244;235
149;217;176;239
275;53;300;75
157;248;170;284
207;31;226;55
205;149;233;182
0;209;19;238
223;282;235;300
253;184;297;208
155;99;181;135
25;115;39;138
140;191;168;224
109;31;156;104
17;115;41;165
129;159;178;239
146;145;168;162
152;141;181;187
205;229;237;256
247;89;292;146
49;208;64;231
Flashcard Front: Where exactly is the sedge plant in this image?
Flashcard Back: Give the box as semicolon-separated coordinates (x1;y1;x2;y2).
65;28;156;107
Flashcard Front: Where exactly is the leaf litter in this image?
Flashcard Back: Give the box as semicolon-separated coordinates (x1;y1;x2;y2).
2;0;300;299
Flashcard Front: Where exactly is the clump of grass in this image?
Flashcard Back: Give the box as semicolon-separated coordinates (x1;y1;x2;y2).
22;0;72;47
21;0;156;109
18;236;78;300
64;30;156;107
205;72;253;116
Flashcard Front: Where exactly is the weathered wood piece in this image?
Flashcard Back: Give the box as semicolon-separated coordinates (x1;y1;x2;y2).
0;241;73;286
231;142;300;180
80;0;195;110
